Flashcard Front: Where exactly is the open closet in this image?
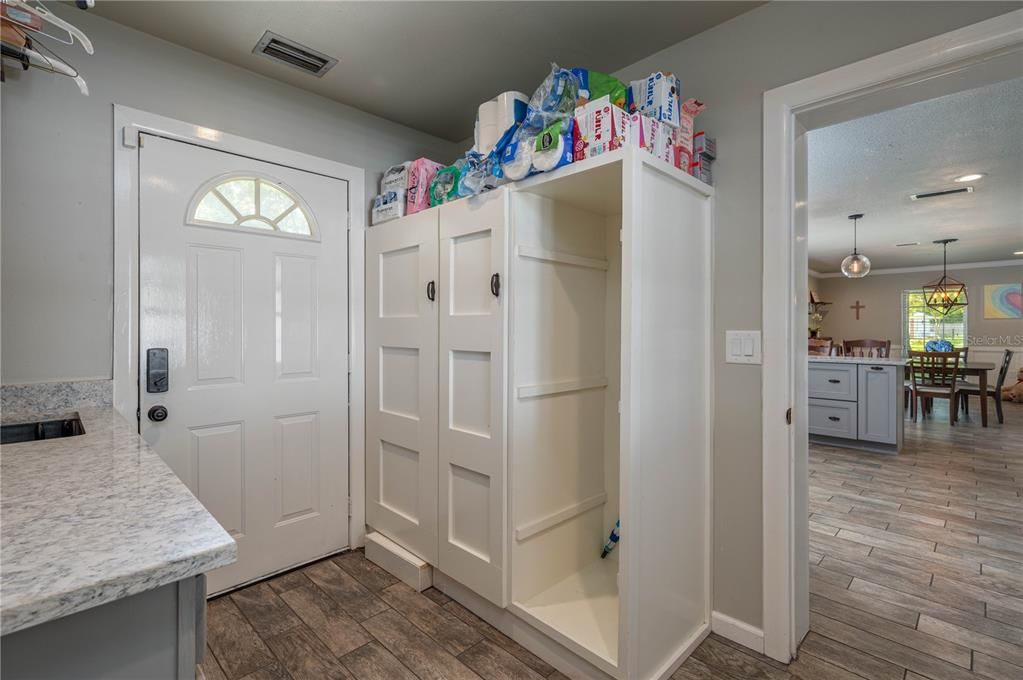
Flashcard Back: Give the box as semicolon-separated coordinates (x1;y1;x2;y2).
366;147;712;679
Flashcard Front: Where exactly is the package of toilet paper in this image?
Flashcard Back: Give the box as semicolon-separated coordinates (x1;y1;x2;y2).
406;158;444;215
380;162;411;195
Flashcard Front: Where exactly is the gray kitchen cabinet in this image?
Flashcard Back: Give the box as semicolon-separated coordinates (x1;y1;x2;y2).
858;364;900;445
809;359;905;453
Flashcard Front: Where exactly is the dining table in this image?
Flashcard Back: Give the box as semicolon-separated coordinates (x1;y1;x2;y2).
958;360;997;427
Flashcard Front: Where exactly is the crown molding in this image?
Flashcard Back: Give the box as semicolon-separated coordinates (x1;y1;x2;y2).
814;259;1023;278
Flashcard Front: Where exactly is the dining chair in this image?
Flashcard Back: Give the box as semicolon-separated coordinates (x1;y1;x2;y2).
808;338;834;356
959;349;1013;425
843;339;891;358
908;351;961;425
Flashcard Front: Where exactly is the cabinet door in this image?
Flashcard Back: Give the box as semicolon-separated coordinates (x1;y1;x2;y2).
858;364;898;444
366;211;439;564
438;191;508;606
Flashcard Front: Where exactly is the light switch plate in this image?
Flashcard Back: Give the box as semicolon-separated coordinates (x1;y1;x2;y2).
725;330;762;364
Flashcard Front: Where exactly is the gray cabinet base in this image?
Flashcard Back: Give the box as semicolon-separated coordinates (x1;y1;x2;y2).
1;577;202;680
810;433;899;455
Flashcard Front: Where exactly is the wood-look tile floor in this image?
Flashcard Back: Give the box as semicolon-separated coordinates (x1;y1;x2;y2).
203;401;1021;680
672;400;1023;680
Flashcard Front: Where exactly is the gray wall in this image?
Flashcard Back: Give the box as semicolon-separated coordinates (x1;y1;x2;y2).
817;265;1023;347
1;6;460;384
614;0;1021;628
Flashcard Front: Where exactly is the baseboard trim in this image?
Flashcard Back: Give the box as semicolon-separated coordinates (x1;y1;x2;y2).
711;611;765;655
365;532;432;591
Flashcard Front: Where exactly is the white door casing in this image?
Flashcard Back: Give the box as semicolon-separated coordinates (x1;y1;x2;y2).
139;134;349;594
438;191;509;606
365;210;440;563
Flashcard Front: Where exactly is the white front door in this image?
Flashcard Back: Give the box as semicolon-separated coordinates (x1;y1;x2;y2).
138;134;349;594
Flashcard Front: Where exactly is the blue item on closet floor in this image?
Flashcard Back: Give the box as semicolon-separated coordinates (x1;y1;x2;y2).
601;519;620;558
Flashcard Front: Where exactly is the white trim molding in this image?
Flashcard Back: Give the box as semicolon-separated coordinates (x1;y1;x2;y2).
711;611;765;655
762;10;1023;664
112;105;367;549
814;259;1023;278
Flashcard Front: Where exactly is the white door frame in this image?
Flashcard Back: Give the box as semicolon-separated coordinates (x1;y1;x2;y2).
761;10;1023;662
112;105;368;550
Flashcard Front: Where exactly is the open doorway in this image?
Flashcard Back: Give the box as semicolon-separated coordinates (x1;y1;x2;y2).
761;10;1023;665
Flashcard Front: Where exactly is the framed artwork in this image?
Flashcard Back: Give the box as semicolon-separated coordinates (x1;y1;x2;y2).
983;283;1022;319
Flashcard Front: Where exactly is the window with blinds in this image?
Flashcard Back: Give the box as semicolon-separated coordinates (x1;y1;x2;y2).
902;289;968;352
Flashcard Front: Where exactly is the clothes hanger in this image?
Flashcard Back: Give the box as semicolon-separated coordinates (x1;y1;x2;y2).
2;0;93;54
0;23;88;94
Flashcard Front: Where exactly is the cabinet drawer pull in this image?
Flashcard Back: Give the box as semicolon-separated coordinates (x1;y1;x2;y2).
828;416;841;422
828;379;841;384
870;366;884;371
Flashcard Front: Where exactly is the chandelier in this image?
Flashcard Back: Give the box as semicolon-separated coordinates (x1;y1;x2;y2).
922;238;968;316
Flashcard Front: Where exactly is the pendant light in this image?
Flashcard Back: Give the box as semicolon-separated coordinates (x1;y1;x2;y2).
840;213;871;278
923;238;968;316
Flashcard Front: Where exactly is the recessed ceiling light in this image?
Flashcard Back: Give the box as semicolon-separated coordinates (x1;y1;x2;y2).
954;173;985;182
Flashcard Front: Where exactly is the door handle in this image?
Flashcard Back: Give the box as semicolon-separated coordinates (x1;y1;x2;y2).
491;273;500;298
828;416;841;422
426;280;436;302
828;379;841;384
148;405;169;422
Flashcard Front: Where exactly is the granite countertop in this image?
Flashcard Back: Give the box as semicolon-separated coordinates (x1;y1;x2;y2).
809;355;908;366
1;407;236;635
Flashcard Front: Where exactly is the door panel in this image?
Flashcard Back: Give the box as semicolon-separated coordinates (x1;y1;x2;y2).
366;211;439;563
139;134;349;593
438;191;508;606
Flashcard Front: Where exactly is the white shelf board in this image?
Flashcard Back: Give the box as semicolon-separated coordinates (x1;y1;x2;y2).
512;150;625;216
511;558;620;673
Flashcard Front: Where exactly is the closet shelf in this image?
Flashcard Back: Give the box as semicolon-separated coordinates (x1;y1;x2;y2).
516;376;609;399
516;245;609;271
514;491;608;541
512;558;620;673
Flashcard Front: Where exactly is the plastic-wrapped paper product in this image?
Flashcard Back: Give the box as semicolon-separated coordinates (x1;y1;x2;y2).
531;119;573;172
628;72;681;128
380;161;410;195
500;138;534;181
514;63;580;145
572;69;627;109
372;190;404;209
676;98;706;174
406;158;444;215
371;198;405;225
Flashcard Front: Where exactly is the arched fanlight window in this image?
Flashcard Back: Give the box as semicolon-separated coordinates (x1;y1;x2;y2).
187;174;316;238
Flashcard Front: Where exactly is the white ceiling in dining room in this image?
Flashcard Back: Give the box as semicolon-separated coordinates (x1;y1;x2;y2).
91;0;763;142
807;77;1023;273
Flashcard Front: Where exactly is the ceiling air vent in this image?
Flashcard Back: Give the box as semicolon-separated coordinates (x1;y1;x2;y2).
253;31;337;77
909;186;974;201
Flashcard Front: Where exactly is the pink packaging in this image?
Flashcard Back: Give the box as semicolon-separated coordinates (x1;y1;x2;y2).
676;98;705;175
627;113;654;151
406;158;443;215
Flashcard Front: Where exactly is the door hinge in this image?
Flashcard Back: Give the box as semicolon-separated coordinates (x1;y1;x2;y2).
136;407;141;421
785;407;792;425
347;497;352;517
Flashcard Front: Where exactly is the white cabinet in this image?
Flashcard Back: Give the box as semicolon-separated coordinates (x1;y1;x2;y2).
366;210;440;563
365;149;712;679
437;192;509;606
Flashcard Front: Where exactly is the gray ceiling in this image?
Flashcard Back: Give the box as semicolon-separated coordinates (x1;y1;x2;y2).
808;77;1023;273
91;1;762;141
